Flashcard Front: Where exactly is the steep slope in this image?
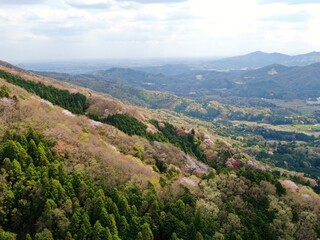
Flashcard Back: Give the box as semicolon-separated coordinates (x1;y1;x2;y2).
0;62;319;240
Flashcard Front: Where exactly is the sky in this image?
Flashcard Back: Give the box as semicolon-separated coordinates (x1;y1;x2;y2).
1;0;320;62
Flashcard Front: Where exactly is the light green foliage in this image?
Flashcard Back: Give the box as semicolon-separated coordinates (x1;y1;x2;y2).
0;228;16;240
141;223;153;240
196;232;204;240
133;142;145;160
35;228;54;240
137;231;143;240
26;234;33;240
0;85;10;98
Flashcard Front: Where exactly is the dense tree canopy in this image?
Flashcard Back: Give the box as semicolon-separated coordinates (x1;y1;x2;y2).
0;70;87;114
1;129;319;240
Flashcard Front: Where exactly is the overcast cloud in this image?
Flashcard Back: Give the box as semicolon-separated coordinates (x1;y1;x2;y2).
0;0;46;4
0;0;320;62
259;0;320;4
128;0;187;3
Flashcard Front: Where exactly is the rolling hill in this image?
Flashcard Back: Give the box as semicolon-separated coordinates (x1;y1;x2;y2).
39;61;320;101
0;61;319;240
229;63;320;99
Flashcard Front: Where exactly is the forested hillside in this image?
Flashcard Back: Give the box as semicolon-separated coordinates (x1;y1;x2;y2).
0;64;320;240
0;128;202;240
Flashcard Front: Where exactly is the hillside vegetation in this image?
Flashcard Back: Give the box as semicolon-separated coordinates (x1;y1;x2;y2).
39;68;320;126
0;64;320;240
0;70;87;114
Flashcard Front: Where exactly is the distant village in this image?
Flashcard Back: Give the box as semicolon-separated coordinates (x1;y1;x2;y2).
306;97;320;105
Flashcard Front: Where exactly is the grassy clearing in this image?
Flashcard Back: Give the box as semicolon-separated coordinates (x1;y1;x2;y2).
232;120;320;137
266;99;320;115
282;124;320;131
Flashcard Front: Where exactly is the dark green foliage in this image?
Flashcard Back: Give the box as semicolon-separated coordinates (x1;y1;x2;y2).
89;114;208;163
0;70;87;114
0;129;206;240
237;168;277;185
155;158;168;173
257;141;320;180
275;181;286;196
150;120;208;163
103;114;148;137
238;195;277;240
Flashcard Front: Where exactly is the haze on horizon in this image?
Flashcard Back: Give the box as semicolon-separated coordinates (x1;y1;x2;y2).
1;0;320;63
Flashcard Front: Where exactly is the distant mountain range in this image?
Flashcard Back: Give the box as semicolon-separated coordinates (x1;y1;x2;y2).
38;61;320;101
207;51;320;70
133;51;320;74
18;51;320;75
96;62;320;100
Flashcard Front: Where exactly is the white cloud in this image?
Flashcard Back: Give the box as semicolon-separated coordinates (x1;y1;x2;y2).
0;0;320;62
259;0;320;4
65;0;114;9
0;0;46;4
126;0;187;3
